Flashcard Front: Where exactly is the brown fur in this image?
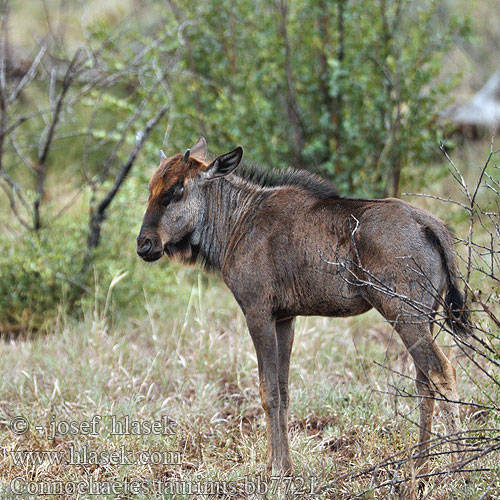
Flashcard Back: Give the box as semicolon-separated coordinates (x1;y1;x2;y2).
137;138;468;475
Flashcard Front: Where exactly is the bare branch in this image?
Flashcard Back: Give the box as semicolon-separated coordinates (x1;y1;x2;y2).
8;45;46;103
0;179;31;229
33;48;82;230
86;103;170;252
96;75;167;185
402;192;470;211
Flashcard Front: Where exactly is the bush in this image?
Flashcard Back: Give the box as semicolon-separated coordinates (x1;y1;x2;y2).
0;218;87;332
0;176;198;333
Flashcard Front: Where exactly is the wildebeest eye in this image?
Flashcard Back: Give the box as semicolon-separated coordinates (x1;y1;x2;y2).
161;184;184;207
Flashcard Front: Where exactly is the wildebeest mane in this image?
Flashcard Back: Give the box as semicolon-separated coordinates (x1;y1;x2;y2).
234;162;340;199
205;151;339;200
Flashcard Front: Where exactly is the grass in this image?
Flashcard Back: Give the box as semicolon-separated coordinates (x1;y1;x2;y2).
0;262;498;499
2;0;500;493
0;137;498;498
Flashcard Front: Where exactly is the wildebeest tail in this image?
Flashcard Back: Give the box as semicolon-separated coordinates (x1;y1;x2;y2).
423;225;471;335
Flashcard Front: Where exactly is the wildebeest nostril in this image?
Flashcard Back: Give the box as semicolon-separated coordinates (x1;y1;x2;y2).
137;238;152;256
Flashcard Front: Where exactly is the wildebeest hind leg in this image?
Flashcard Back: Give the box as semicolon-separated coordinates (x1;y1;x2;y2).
395;321;462;468
414;367;436;472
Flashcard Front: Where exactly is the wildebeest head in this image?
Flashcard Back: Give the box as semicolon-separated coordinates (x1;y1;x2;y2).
136;136;243;262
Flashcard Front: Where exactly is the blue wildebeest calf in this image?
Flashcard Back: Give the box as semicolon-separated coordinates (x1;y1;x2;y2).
136;137;469;475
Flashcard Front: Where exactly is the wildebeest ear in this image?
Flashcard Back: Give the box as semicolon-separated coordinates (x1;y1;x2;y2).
202;146;243;180
190;136;207;161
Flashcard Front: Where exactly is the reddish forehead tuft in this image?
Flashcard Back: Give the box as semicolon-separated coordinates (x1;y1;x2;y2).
148;154;207;199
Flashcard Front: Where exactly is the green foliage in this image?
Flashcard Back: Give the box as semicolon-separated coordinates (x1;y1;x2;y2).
85;175;197;317
0;182;193;331
0;0;470;330
138;0;468;197
0;218;86;331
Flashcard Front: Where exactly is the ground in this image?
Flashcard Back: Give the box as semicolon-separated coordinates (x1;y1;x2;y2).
0;265;498;499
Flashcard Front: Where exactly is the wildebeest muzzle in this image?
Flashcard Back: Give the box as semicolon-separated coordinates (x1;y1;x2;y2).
136;232;163;262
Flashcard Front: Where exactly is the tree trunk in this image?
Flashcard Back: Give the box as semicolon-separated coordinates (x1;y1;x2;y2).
277;0;306;169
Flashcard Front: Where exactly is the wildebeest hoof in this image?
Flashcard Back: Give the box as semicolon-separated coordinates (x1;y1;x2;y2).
265;460;294;478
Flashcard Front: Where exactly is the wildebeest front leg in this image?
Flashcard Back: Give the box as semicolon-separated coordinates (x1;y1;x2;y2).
245;313;282;476
276;317;295;474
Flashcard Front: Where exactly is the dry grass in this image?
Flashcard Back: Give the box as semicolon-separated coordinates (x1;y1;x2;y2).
0;264;498;499
0;137;498;498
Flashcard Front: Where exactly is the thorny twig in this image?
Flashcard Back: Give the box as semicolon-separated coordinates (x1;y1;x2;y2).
317;144;500;497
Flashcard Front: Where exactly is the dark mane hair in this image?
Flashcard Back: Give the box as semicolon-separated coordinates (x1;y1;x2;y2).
234;162;340;199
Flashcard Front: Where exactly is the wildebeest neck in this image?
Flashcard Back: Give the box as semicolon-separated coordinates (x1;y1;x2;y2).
198;176;271;271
